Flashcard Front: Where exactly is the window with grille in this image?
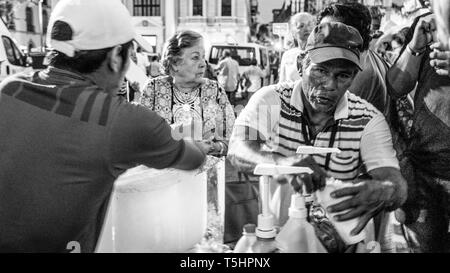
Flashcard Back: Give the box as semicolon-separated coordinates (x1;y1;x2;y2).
193;0;202;16
133;0;160;17
26;7;34;32
222;0;232;16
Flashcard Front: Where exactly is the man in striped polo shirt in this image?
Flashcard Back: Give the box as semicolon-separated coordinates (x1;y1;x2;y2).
228;22;407;248
0;0;206;252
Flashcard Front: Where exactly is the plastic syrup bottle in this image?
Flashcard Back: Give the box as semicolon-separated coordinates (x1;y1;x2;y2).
233;224;257;253
276;193;327;253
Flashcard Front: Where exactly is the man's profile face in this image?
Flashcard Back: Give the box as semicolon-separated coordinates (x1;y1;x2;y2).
301;58;357;113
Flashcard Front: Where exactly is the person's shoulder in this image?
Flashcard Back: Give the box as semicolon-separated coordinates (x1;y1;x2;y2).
113;99;163;126
145;75;171;88
249;83;282;104
0;70;40;93
282;48;301;58
346;91;382;118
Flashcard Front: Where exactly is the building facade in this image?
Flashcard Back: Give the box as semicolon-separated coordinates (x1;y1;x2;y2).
11;0;253;54
177;0;251;46
1;0;51;52
121;0;175;54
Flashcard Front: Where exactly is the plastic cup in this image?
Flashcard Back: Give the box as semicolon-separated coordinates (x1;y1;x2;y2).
315;180;366;245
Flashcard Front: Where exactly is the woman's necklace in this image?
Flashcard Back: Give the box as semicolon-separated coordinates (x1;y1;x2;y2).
173;84;200;106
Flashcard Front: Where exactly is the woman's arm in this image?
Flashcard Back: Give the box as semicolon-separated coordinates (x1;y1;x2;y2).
386;14;436;98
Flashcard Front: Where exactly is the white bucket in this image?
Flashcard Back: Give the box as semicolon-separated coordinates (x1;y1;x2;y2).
96;165;208;253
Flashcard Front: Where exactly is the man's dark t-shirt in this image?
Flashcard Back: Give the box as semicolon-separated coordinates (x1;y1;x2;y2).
0;67;185;252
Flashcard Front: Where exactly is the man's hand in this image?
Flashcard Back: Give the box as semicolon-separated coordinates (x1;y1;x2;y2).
430;42;450;76
326;179;397;236
274;155;327;194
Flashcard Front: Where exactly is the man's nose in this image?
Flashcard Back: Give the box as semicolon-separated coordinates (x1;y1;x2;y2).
321;75;338;91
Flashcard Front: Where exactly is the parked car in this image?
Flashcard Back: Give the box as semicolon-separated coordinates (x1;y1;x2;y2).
0;19;33;81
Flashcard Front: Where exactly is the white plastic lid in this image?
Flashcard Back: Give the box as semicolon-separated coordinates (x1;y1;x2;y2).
254;164;313;176
243;224;256;234
256;214;277;238
288;194;307;218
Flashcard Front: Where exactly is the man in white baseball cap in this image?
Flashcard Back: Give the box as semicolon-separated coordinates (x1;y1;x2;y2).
0;0;206;252
47;0;152;57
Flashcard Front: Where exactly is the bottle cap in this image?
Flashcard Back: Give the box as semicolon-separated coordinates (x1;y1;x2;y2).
288;193;307;218
243;224;256;234
256;214;277;238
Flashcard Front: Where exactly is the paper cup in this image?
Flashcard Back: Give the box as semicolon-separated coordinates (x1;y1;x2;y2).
315;179;366;245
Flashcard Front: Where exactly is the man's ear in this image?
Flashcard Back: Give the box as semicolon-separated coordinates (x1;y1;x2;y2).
108;45;124;73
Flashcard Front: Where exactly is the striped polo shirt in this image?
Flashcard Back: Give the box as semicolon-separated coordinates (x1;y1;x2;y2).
234;80;399;181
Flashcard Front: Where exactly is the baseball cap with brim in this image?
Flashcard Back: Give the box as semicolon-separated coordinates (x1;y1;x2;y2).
305;22;363;70
308;46;362;70
47;0;152;57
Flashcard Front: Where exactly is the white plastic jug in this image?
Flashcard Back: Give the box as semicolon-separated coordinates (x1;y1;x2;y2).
96;165;208;253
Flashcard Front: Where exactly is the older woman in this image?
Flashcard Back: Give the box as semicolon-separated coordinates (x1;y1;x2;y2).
139;30;235;157
278;12;315;82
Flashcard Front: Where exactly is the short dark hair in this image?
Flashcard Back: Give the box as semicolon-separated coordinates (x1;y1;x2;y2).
317;3;372;51
161;30;203;75
48;41;133;74
223;50;231;57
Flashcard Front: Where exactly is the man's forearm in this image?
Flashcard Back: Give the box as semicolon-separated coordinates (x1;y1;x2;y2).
386;171;408;211
387;45;424;98
227;139;281;174
369;167;408;211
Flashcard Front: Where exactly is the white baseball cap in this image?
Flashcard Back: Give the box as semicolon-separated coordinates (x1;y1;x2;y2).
47;0;152;57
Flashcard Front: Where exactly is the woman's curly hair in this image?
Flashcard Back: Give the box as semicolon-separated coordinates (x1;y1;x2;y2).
161;30;203;75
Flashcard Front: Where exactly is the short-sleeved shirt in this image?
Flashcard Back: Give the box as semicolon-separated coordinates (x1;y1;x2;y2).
217;57;240;92
279;48;302;82
0;67;185;252
243;65;266;93
233;80;399;181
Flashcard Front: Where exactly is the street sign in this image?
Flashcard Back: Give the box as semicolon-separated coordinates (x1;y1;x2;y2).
272;22;289;37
